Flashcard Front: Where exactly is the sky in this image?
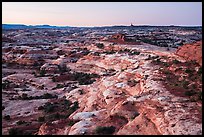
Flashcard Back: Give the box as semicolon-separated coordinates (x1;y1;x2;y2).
2;2;202;27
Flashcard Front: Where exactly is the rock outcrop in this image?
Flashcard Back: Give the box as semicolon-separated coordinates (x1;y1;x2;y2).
175;41;202;66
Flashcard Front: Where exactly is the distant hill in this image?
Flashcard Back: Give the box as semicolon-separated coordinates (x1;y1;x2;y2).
2;24;202;30
2;24;72;29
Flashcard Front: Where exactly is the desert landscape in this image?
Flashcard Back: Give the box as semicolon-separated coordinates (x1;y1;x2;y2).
2;25;202;135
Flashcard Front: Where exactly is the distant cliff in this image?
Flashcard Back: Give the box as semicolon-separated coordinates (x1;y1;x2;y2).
2;24;71;29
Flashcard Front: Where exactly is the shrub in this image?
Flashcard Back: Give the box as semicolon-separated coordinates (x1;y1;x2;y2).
162;70;171;75
104;50;116;54
38;106;44;110
70;101;79;111
95;126;116;134
78;89;84;95
130;111;140;120
185;68;193;74
181;80;189;89
197;67;202;75
185;90;196;96
16;120;26;125
8;128;22;135
39;69;46;77
129;50;140;55
162;62;170;67
56;84;64;89
198;91;202;100
2;80;11;89
96;43;104;49
2;106;5;110
21;93;28;100
43;102;56;113
3;115;10;120
72;72;99;85
67;120;78;126
127;79;139;87
172;59;180;64
38;116;45;122
52;76;56;82
42;93;58;99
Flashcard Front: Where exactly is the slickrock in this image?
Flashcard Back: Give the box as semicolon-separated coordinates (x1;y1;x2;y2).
2;30;202;135
175;41;202;66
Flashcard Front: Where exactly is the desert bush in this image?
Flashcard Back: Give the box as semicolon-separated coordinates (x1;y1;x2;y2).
184;90;196;96
70;101;79;111
72;72;99;85
197;66;202;75
67;120;78;126
52;76;56;82
2;80;11;89
42;93;58;99
95;126;116;134
21;93;29;100
8;128;22;135
96;43;104;49
39;69;46;77
127;79;138;87
104;50;116;54
38;105;44;110
38;116;45;122
162;62;170;67
16;120;27;125
198;91;202;100
129;50;140;55
43;102;56;113
180;80;189;89
3;115;10;120
172;59;180;64
185;68;194;74
130;111;140;120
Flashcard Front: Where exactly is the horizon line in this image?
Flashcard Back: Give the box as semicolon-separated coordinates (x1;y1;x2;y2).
2;23;202;27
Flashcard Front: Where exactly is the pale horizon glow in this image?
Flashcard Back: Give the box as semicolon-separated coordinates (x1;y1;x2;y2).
2;2;202;27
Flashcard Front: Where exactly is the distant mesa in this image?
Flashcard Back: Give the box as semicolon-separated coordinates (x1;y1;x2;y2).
2;24;71;29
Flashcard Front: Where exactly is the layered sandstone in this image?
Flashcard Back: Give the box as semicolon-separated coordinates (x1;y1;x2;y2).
175;41;202;66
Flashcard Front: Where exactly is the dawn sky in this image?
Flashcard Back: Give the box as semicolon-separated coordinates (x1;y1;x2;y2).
2;2;202;27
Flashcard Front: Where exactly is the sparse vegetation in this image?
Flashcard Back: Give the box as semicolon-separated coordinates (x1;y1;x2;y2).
78;89;84;95
16;120;27;125
3;115;10;120
67;119;79;126
185;68;194;74
197;66;202;75
95;126;116;135
38;99;79;122
8;128;22;135
128;50;140;55
39;68;46;77
184;90;196;96
103;50;116;54
21;93;29;100
38;116;45;122
96;43;104;49
172;59;180;64
127;79;139;87
43;102;56;113
52;83;64;90
2;80;11;89
18;93;58;100
72;72;100;85
130;111;140;120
